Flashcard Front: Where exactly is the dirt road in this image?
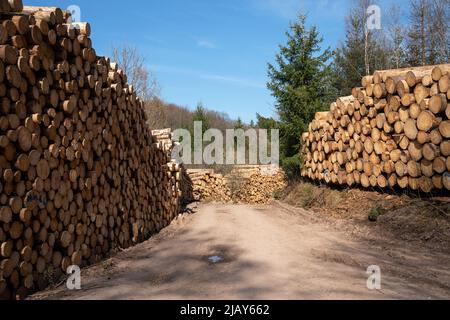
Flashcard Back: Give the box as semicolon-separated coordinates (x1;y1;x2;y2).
32;203;450;300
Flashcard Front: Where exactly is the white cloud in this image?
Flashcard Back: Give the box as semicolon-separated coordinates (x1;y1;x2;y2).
197;39;216;49
150;65;265;89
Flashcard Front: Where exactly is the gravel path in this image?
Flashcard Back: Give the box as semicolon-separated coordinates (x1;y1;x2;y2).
31;203;450;300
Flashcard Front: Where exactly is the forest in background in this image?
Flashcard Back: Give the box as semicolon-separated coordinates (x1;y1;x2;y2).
112;0;450;178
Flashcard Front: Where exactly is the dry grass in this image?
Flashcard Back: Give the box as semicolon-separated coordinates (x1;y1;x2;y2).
281;181;450;249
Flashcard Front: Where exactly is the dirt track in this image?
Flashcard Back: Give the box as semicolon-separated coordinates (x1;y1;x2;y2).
32;203;450;300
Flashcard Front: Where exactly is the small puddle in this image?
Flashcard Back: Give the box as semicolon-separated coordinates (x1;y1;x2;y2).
208;256;224;264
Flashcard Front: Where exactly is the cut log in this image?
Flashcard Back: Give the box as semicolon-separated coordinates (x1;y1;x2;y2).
439;120;450;138
417;111;439;132
404;119;418;140
432;65;450;81
414;84;430;104
429;94;447;114
439;75;450;93
423;143;440;161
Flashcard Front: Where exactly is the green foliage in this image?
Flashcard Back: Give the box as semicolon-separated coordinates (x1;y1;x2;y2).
267;14;337;163
368;207;383;222
256;113;279;130
273;189;284;200
234;117;244;129
255;113;279;142
281;154;302;180
192;102;210;134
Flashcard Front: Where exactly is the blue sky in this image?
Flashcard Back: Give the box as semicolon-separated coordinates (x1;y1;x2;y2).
29;0;396;122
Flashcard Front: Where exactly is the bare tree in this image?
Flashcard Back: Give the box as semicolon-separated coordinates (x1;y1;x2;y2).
406;0;427;66
386;4;407;69
111;44;160;101
346;0;375;75
447;0;450;61
350;0;389;75
145;98;168;129
429;0;450;64
333;0;391;94
362;0;371;75
406;0;449;66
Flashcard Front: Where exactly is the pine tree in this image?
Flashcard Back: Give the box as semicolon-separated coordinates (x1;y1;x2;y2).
234;117;244;130
267;14;336;163
192;102;210;135
256;114;279;131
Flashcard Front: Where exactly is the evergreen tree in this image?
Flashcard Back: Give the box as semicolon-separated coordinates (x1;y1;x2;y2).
234;117;244;130
267;13;336;165
192;102;210;135
256;113;279;131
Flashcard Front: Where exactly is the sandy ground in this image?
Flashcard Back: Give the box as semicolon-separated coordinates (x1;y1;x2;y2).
31;202;450;300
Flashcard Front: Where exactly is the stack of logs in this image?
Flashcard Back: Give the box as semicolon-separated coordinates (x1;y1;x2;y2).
187;169;232;203
0;0;23;13
152;128;193;206
187;166;287;204
301;64;450;192
0;3;181;300
151;129;173;159
235;166;287;204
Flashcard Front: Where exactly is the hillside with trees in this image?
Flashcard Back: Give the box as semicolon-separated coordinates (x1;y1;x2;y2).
112;0;449;179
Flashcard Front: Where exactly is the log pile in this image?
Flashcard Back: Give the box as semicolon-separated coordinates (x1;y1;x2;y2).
187;169;232;203
150;132;288;205
152;128;193;205
301;64;450;193
235;166;287;204
187;166;287;204
151;128;173;158
0;0;23;12
179;167;193;205
0;3;181;300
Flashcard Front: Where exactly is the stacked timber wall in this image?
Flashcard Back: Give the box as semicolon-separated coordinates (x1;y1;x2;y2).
151;128;193;205
187;166;286;204
301;64;450;192
0;3;181;299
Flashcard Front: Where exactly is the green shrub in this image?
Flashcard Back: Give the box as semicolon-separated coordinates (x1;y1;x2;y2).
273;189;284;200
282;154;302;180
368;207;383;222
